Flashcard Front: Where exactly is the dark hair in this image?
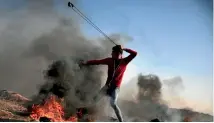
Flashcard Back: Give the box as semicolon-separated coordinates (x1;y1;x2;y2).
112;45;123;54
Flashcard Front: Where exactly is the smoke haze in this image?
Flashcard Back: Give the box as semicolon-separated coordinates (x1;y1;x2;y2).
0;0;134;119
0;0;212;122
0;0;129;96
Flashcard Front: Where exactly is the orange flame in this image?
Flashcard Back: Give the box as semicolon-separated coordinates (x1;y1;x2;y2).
30;95;78;122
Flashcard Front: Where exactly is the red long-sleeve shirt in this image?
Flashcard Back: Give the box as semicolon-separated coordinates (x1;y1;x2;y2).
86;49;137;87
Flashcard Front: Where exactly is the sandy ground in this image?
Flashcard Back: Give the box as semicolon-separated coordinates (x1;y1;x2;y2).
0;90;32;121
0;90;213;122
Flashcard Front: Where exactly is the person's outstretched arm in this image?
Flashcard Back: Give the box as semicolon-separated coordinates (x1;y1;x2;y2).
80;58;110;67
123;48;137;63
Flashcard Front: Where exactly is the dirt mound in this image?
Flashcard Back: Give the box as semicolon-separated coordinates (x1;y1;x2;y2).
0;90;30;103
0;90;32;121
0;90;213;122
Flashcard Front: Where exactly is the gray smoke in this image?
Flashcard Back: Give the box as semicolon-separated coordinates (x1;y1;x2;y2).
118;74;213;122
118;74;185;122
162;76;185;105
163;76;184;92
118;74;173;121
0;0;212;122
0;0;132;118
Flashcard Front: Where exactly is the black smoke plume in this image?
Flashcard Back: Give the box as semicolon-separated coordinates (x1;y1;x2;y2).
0;0;131;117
